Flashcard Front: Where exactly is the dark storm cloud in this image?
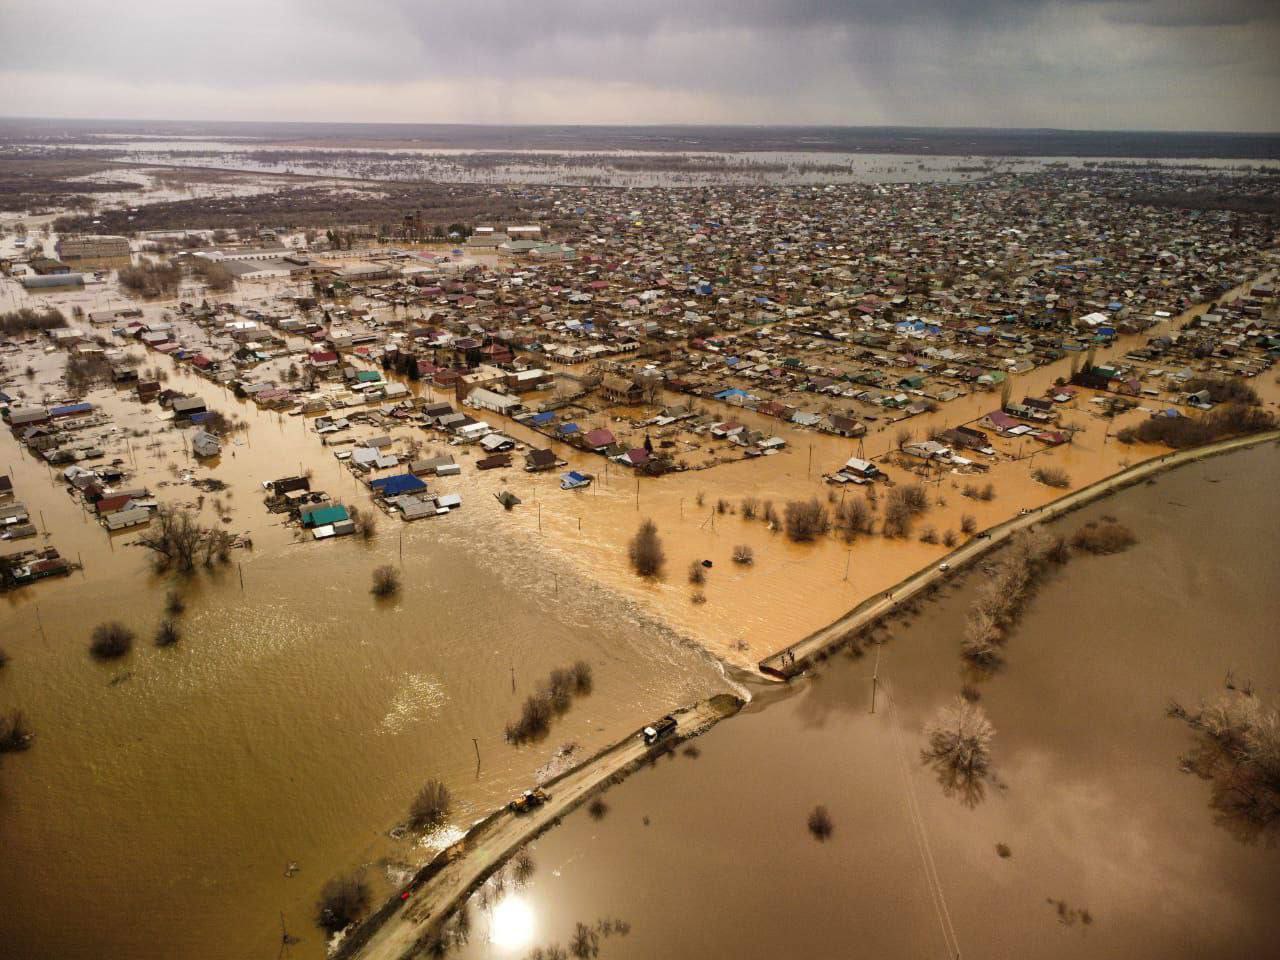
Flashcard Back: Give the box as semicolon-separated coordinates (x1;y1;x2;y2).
0;0;1276;130
1098;0;1279;28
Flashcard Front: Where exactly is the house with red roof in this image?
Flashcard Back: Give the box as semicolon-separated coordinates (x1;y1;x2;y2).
583;428;615;451
308;350;339;369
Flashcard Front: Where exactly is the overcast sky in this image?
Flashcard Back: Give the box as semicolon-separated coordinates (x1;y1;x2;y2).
2;0;1277;131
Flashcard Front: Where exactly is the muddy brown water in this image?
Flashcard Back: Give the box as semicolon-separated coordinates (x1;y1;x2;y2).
0;344;731;959
444;442;1280;960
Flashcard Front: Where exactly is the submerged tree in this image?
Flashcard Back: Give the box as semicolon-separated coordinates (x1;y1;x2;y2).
315;872;371;934
628;519;665;577
807;805;834;841
89;621;135;661
371;565;401;597
1169;685;1280;844
408;778;452;830
0;709;33;753
137;506;233;573
921;698;997;807
154;619;180;647
783;498;830;542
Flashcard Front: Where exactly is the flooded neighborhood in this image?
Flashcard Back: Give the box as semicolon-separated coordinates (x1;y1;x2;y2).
2;5;1279;959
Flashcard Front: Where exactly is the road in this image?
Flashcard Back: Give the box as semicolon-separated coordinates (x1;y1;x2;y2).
345;694;742;960
760;429;1280;677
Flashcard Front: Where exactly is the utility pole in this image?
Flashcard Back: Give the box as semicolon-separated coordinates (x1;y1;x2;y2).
870;642;882;714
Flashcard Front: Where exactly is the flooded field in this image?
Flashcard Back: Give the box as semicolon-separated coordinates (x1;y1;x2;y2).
442;441;1280;960
0;340;732;959
31;141;1280;188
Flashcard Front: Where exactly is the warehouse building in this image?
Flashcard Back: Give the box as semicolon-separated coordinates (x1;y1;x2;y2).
56;235;131;260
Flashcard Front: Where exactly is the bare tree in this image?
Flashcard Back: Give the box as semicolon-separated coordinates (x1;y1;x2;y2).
1031;466;1071;489
921;698;996;806
89;622;134;660
807;805;834;841
315;873;371;934
137;506;210;573
371;565;401;597
1168;687;1280;843
0;709;33;753
154;619;180;647
784;498;830;542
408;779;452;829
628;519;665;577
1071;520;1137;554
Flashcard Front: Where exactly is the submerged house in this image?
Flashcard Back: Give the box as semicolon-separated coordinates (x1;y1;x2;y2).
524;448;559;472
600;374;644;405
191;431;221;458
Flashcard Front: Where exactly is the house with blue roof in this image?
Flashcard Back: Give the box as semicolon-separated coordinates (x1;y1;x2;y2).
370;474;427;498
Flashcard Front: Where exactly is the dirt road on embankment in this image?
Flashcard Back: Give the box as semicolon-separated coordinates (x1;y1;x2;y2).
341;694;743;960
760;429;1280;678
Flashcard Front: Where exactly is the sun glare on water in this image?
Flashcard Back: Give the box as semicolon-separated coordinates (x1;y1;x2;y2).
489;895;536;950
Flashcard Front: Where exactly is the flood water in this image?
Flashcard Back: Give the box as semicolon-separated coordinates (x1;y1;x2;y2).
35;141;1280;188
445;442;1280;960
1;260;1276;959
0;340;731;959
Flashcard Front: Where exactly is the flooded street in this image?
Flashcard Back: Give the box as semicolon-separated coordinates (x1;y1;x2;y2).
0;340;730;959
444;442;1280;960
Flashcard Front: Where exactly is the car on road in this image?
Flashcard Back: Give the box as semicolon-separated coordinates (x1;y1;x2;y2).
507;787;550;814
642;716;678;744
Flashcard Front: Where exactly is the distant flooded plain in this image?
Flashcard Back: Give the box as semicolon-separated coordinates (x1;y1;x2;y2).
35;140;1280;187
443;442;1280;960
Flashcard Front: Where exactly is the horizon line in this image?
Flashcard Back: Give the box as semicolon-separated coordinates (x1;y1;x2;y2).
2;115;1279;137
